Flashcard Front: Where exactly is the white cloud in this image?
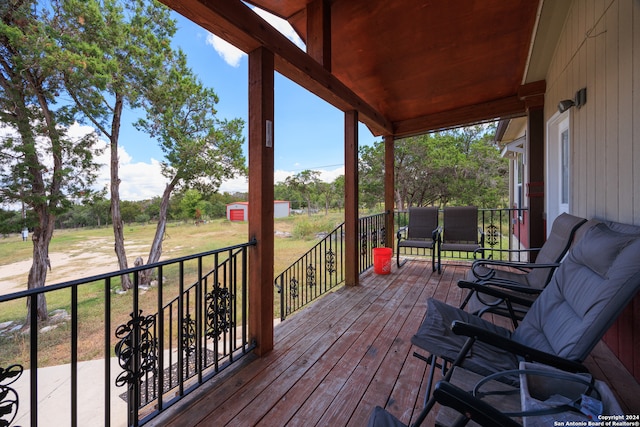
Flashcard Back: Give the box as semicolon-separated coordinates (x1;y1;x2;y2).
219;175;249;193
206;34;245;67
274;166;344;184
317;166;345;183
93;144;168;201
206;6;305;67
252;8;305;50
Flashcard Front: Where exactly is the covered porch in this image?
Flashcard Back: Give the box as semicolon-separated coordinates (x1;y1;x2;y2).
152;259;640;426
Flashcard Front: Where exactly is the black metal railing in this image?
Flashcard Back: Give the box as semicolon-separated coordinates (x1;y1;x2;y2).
275;212;389;320
358;212;390;271
0;240;255;427
396;207;528;261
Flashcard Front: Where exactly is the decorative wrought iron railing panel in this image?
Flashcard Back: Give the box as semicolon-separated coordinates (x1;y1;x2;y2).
0;364;22;427
0;240;255;427
275;212;389;320
396;207;528;261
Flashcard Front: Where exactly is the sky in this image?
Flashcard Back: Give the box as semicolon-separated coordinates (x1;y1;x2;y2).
91;6;380;201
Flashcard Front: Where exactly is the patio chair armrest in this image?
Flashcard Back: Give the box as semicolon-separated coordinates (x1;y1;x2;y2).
458;280;542;300
470;260;560;280
450;320;589;374
433;381;521;427
476;247;543;255
432;225;443;241
474;259;559;270
396;226;408;240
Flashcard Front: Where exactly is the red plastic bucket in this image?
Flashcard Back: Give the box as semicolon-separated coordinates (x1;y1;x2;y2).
373;247;393;275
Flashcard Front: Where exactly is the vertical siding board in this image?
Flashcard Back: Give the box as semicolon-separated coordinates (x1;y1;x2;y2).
586;0;597;216
594;3;608;219
605;1;619;221
632;0;640;382
618;0;633;225
634;0;640;226
577;2;588;216
547;0;638;383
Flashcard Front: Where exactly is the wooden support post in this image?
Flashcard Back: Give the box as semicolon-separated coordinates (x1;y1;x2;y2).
248;47;274;355
384;135;395;249
527;104;545;258
344;110;359;286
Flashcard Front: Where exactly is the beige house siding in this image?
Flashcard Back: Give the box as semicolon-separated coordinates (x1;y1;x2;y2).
544;0;639;225
543;0;640;382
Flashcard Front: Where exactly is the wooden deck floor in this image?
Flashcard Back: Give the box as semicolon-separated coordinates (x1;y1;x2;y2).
151;260;640;426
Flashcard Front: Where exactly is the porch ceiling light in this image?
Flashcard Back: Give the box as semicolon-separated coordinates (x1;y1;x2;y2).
557;99;574;113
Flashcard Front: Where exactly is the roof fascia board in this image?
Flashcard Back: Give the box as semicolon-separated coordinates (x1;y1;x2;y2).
392;96;527;138
523;0;572;83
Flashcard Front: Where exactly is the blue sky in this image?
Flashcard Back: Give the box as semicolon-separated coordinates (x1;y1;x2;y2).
95;7;380;200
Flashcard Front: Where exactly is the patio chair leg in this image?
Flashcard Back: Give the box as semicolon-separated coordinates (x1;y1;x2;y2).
459;289;473;310
397;254;407;268
410;395;438;427
423;354;438;406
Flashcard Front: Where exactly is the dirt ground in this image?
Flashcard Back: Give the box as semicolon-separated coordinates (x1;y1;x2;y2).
0;238;149;296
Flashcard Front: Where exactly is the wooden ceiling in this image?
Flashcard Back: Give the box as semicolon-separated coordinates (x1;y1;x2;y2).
159;0;541;138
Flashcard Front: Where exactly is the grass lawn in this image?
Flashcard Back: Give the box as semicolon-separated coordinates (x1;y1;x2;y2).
0;212;347;367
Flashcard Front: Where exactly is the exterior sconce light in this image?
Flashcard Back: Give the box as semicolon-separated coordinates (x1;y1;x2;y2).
558;87;587;113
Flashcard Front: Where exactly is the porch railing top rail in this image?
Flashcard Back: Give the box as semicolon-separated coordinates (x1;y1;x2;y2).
0;239;257;304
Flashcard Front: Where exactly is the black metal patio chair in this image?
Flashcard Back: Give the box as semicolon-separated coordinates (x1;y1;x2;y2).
438;206;484;274
368;219;640;427
459;212;588;327
396;206;440;272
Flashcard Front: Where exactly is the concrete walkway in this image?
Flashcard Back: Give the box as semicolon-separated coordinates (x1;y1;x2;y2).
11;357;128;427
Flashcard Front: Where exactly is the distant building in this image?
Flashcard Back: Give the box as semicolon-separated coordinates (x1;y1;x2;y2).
226;201;290;222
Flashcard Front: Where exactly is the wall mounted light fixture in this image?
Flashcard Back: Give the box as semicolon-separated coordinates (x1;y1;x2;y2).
558;87;587;113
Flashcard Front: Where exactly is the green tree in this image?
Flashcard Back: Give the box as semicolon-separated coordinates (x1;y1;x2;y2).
332;175;345;211
134;51;245;282
83;189;109;227
284;170;321;216
359;144;384;209
179;189;203;221
0;1;101;321
0;209;26;235
358;125;506;210
58;0;176;289
120;200;142;225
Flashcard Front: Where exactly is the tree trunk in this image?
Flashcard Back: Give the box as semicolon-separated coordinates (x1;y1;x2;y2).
395;188;405;212
25;209;55;324
14;95;54;325
110;95;132;290
140;180;176;285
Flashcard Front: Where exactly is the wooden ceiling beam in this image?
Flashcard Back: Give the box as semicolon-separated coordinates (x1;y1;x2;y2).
392;96;527;138
159;0;392;135
306;0;331;72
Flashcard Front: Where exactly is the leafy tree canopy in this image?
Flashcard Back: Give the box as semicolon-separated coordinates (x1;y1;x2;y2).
359;124;508;210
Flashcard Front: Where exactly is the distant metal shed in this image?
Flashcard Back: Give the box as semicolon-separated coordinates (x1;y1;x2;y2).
226;201;290;221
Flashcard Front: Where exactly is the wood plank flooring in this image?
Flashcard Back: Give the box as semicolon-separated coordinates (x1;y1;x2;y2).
150;260;640;426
